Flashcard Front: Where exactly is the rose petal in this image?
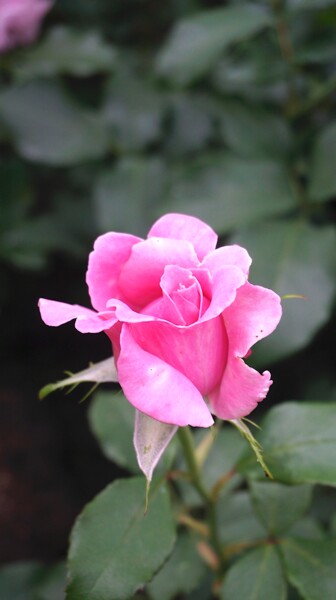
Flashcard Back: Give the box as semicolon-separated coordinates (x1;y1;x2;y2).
128;316;227;397
38;298;95;326
209;357;272;420
199;265;246;322
161;265;201;325
118;237;199;307
117;325;214;427
223;282;282;357
38;298;117;333
201;245;252;277
148;213;218;261
86;232;142;311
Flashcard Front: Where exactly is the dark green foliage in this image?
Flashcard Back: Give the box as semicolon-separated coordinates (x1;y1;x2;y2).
2;1;336;599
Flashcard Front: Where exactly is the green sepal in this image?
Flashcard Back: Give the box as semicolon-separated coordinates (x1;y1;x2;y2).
230;418;272;479
39;357;118;400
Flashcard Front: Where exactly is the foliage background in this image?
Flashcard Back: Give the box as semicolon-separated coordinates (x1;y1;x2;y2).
0;0;335;598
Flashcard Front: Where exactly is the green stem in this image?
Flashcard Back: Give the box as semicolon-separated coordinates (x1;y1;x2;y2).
178;427;224;573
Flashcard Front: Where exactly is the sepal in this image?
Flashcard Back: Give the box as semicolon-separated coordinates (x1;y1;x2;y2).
230;418;272;479
134;410;177;484
39;357;118;399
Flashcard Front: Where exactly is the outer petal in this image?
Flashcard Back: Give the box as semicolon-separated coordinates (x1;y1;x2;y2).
201;245;252;278
209;358;272;420
86;232;142;311
118;237;199;307
148;213;218;261
38;298;117;333
223;282;282;357
128;317;227;397
117;325;214;427
208;282;282;420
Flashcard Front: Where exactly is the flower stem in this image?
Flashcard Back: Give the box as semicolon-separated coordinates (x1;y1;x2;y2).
177;427;225;572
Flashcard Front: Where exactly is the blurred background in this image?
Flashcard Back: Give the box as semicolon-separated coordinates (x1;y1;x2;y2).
0;0;335;589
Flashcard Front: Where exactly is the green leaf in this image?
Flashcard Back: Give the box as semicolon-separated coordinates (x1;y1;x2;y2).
156;5;271;86
212;40;286;103
219;101;291;159
280;538;336;600
102;73;163;152
0;562;65;600
88;391;139;473
0;160;32;232
0;82;109;165
288;517;326;541
232;219;336;363
249;480;313;535
288;0;336;10
331;514;336;535
15;27;116;80
94;158;166;237
33;563;66;600
164;153;296;233
164;93;214;157
0;562;42;600
66;478;176;600
308;121;336;202
217;491;267;546
239;402;336;487
220;545;287;600
148;533;206;600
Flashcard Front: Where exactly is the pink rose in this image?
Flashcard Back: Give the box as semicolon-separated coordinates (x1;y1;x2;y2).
0;0;52;53
39;214;282;427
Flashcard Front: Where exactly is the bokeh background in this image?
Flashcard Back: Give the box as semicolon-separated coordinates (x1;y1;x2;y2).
0;0;335;591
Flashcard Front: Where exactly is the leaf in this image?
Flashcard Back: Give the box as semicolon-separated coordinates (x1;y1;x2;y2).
39;358;118;400
308;121;336;202
94;158;166;237
66;478;176;600
219;101;291;159
288;517;326;541
212;40;287;103
220;545;287;600
280;538;336;600
0;82;109;165
148;532;206;600
102;72;163;152
164;93;214;156
217;491;267;547
15;27;117;80
232;219;336;363
288;0;336;10
238;402;336;487
88;391;139;473
134;410;177;482
0;562;42;600
163;153;296;233
156;4;271;85
0;562;65;600
249;480;313;535
0;160;32;232
33;562;66;600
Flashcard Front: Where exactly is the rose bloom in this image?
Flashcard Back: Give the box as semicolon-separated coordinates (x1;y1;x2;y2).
39;214;282;428
0;0;52;53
